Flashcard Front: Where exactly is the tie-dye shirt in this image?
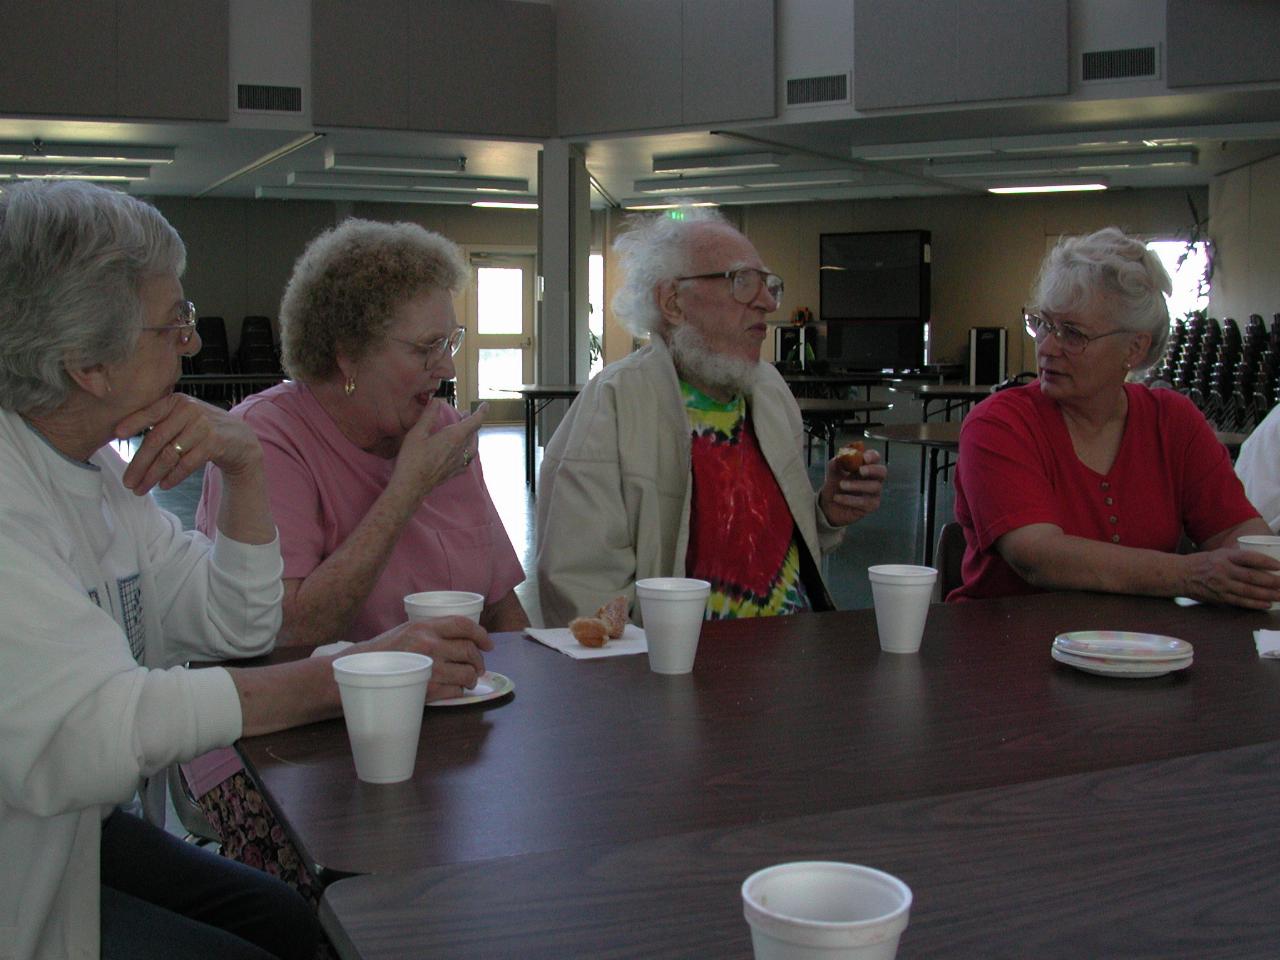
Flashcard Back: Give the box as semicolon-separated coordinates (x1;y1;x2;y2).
682;382;810;618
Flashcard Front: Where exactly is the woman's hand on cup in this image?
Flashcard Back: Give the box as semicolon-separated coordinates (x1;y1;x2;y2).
116;392;264;496
1181;547;1280;609
359;617;495;701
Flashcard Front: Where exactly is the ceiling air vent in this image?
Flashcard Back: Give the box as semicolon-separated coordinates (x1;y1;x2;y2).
1081;46;1159;82
237;84;303;113
786;73;850;107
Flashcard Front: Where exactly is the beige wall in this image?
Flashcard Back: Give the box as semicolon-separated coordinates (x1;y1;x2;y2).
154;198;339;344
1208;153;1280;326
153;197;539;349
158;188;1210;377
737;188;1208;374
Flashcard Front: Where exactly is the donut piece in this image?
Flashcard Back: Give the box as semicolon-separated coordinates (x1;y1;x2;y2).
569;616;610;648
835;441;865;474
596;596;628;639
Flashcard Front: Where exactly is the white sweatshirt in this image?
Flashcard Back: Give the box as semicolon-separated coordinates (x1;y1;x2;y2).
0;409;283;960
1236;402;1280;532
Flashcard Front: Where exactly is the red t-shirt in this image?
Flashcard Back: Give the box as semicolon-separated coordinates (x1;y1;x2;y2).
949;382;1259;601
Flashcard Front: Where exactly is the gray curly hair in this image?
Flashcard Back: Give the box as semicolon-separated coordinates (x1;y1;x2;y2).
0;180;186;414
1032;226;1173;371
610;207;731;337
280;218;468;383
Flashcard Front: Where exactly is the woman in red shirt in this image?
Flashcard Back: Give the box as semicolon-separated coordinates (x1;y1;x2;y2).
950;227;1278;607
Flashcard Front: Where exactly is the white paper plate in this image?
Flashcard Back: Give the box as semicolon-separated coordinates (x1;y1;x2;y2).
1053;631;1193;663
427;671;514;707
1051;646;1192;678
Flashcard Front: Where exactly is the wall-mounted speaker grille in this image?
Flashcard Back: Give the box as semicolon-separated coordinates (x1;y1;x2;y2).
1081;46;1158;82
786;73;849;106
237;84;303;112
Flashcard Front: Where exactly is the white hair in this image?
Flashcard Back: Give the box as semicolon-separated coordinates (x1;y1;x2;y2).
0;180;185;413
610;207;731;337
667;324;758;397
1032;226;1172;371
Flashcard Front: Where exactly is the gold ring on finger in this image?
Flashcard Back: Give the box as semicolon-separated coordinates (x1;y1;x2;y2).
173;442;184;455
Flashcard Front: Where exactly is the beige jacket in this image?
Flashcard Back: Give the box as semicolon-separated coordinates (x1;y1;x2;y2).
535;339;843;627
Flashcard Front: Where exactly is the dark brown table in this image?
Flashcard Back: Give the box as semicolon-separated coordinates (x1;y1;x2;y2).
783;371;887;401
865;421;963;565
238;594;1280;890
794;397;892;461
319;738;1280;959
498;384;583;492
889;382;995;420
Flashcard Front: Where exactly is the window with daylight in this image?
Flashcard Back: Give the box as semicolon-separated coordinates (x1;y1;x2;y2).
588;253;604;377
1146;240;1211;321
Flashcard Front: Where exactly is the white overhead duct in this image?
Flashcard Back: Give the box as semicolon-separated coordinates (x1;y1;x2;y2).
229;0;311;130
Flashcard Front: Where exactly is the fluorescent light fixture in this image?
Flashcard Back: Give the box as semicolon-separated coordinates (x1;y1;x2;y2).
634;179;745;194
743;175;861;189
287;171;529;193
0;141;174;164
930;151;1194;178
0;162;152;182
623;201;720;211
988;181;1108;194
852;139;995;162
472;201;538;209
635;169;859;194
324;147;466;174
652;152;782;174
258;185;486;204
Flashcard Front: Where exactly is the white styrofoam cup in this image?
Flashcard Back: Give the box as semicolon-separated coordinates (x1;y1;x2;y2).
868;565;937;654
332;651;433;784
635;577;711;674
742;861;912;960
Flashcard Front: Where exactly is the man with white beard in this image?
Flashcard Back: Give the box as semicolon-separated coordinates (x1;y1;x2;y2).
534;209;887;627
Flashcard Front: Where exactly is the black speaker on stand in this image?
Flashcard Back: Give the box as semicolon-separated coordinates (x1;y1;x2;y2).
969;327;1007;384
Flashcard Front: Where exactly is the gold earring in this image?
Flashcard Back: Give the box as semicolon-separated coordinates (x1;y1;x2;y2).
344;376;356;396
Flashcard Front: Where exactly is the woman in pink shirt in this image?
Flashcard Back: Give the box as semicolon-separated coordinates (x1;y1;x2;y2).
190;219;528;896
951;226;1278;606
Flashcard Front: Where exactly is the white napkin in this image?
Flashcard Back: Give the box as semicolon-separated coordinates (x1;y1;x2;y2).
525;624;648;659
1254;630;1280;659
311;641;354;658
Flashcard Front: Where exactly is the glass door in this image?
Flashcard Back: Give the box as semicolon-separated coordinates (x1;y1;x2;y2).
463;254;535;421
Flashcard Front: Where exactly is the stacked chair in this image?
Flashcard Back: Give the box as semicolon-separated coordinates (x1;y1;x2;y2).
178;314;283;408
192;316;231;374
236;315;280;375
184;316;232;407
1146;311;1280;439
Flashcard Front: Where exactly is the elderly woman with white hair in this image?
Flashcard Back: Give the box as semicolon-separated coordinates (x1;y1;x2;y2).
535;208;885;627
0;181;480;959
950;226;1279;606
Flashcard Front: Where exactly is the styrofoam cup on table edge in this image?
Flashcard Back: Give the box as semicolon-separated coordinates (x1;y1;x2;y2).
742;861;912;960
332;651;433;784
868;564;937;654
1238;535;1280;611
635;577;710;674
404;590;485;623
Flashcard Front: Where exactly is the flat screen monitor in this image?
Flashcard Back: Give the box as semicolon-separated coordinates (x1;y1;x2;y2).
820;230;930;322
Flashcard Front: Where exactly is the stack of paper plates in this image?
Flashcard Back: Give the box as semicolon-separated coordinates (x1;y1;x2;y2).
1051;631;1193;678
